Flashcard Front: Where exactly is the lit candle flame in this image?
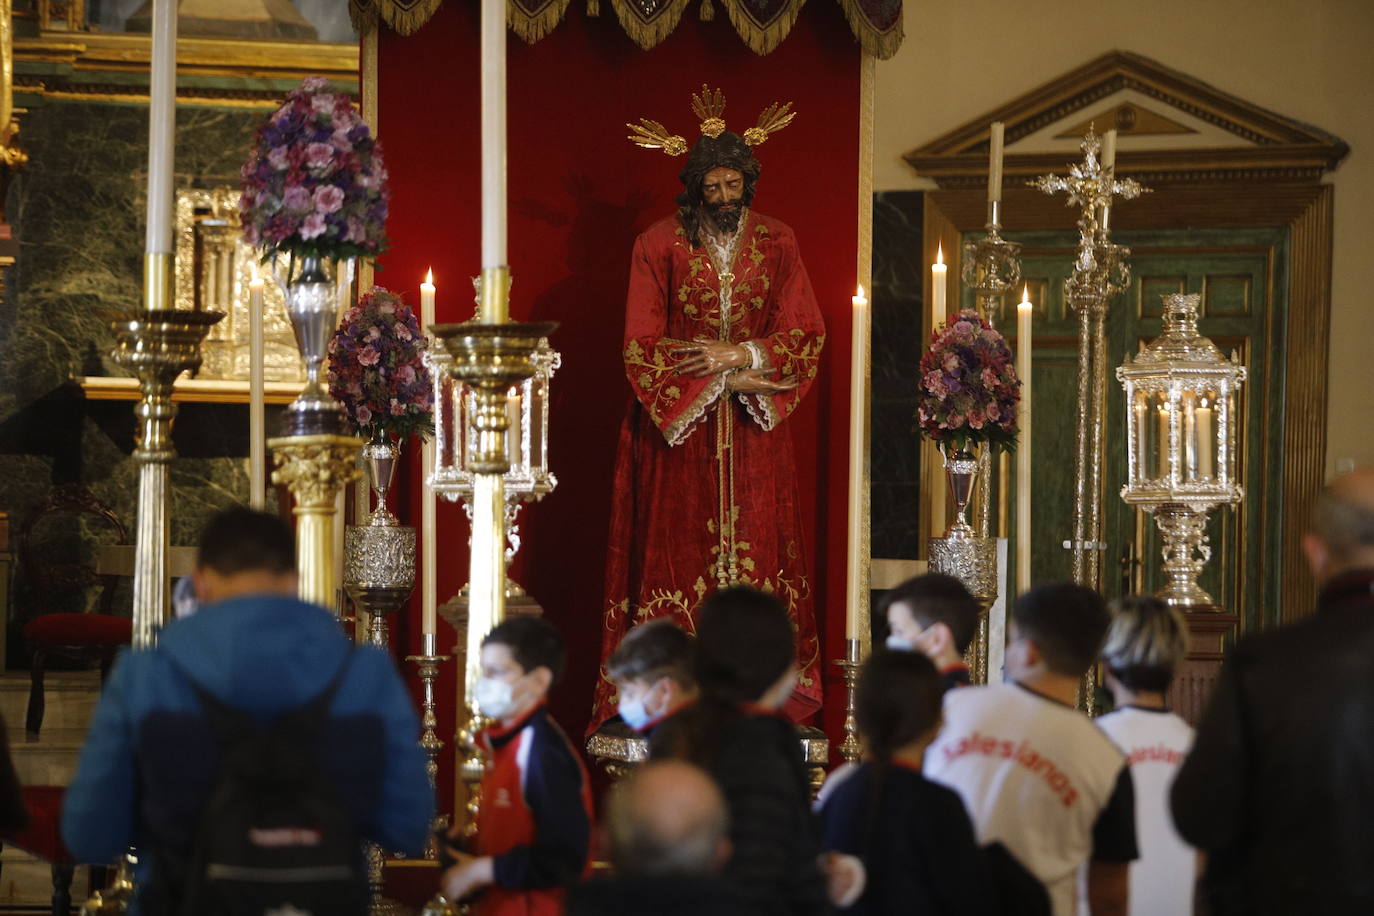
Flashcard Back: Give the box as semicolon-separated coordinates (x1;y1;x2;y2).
424;267;434;286
855;285;866;301
1019;284;1032;310
936;243;944;266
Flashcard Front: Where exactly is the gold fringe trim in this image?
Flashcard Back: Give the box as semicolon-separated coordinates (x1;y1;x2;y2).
700;0;715;20
834;0;904;61
608;0;694;51
509;0;574;44
349;0;444;36
718;0;805;56
587;0;600;16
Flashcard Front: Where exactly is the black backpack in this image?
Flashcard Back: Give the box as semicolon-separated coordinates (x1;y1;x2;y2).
176;659;367;916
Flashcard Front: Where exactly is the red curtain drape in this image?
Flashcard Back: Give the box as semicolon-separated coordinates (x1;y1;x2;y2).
379;1;861;814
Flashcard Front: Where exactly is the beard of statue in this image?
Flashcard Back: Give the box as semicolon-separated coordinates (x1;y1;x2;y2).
705;199;744;235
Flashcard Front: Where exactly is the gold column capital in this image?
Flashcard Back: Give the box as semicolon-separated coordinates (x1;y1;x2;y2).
268;433;364;508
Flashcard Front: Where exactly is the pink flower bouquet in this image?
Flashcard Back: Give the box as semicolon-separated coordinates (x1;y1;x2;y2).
239;77;389;262
327;288;433;442
917;308;1020;453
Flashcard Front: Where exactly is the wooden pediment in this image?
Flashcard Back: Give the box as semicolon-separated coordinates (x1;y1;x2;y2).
904;51;1348;188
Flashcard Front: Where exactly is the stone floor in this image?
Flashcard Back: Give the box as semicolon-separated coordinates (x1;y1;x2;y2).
0;670;101;914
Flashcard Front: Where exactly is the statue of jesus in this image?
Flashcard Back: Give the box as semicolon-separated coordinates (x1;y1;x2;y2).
590;89;826;730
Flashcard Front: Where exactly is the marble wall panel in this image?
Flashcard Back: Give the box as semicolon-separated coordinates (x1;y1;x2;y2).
870;191;923;561
0;100;265;660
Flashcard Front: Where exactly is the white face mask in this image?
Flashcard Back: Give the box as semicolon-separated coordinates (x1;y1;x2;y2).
618;693;652;731
886;634;916;652
474;676;518;720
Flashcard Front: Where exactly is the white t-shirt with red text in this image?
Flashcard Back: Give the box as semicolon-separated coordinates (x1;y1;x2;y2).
1093;706;1196;915
925;682;1133;916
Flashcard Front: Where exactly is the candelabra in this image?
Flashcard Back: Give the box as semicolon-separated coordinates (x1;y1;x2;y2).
406;635;452;859
110;300;223;647
961;199;1023;546
1031;129;1149;593
432;275;557;850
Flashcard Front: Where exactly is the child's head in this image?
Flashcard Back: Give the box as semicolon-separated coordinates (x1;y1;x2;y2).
856;649;943;760
1102;595;1189;696
880;573;981;666
477;616;565;722
694;586;796;709
609;620;698;730
1008;583;1109;680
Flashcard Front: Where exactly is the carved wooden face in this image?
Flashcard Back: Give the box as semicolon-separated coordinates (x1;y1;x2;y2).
701;167;745;206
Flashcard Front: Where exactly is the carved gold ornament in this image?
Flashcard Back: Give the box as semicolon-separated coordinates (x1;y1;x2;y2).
627;85;797;157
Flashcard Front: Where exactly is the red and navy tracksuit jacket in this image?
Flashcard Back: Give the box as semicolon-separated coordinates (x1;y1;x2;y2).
475;701;593;916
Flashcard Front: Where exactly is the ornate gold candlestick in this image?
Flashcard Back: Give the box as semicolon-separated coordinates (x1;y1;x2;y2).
110;306;224;648
407;633;452;860
433;312;558;844
833;638;863;764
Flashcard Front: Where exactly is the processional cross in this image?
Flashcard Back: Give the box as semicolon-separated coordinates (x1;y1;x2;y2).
1030;128;1151;591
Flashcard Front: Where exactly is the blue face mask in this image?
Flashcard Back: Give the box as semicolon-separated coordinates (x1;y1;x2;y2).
886;634;916;652
618;693;653;732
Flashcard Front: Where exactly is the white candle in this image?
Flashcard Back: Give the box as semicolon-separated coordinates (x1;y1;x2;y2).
1101;128;1118;173
421;271;437;637
1183;393;1198;480
1196;398;1214;479
420;269;436;333
988;121;1005;204
928;246;948;539
931;243;947;326
1158;404;1172;480
846;286;869;641
480;0;506;271
1015;286;1032;595
145;0;176;255
1132;397;1148;481
249;272;266;509
506;391;523;467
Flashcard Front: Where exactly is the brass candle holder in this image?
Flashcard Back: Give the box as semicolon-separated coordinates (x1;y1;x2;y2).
432;312;558;847
110;301;224;648
268;434;363;610
407;633;452;860
833;638;863;764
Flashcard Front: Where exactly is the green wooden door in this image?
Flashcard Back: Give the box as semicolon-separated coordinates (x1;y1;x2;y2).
960;226;1288;635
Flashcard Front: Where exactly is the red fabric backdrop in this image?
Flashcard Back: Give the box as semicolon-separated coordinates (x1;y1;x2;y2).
378;2;860;814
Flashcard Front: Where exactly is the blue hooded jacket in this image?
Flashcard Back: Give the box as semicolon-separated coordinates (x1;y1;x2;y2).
61;594;434;899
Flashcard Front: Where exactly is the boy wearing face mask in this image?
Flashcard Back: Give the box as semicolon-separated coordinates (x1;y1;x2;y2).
880;573;981;693
607;620;700;755
442;617;593;915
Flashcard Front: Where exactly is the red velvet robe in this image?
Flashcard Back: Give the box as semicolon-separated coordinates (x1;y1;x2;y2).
591;209;826;730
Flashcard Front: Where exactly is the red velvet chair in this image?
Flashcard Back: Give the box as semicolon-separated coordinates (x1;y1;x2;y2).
15;485;132;735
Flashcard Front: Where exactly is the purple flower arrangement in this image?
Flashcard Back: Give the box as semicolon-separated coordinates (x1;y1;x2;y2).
327;288;434;442
239;77;389;262
917;308;1020;453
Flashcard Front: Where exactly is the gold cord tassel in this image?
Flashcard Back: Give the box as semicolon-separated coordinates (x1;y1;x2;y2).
587;0;599;16
700;0;714;20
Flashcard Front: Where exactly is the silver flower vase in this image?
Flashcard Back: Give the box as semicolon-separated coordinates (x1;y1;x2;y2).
929;443;998;684
942;446;980;538
362;431;400;526
273;253;356;436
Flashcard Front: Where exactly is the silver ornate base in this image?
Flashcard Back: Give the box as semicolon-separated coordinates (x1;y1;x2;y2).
929;534;999;684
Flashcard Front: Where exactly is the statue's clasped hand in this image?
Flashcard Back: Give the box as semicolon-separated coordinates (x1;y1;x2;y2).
726;369;799;394
674;339;750;378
